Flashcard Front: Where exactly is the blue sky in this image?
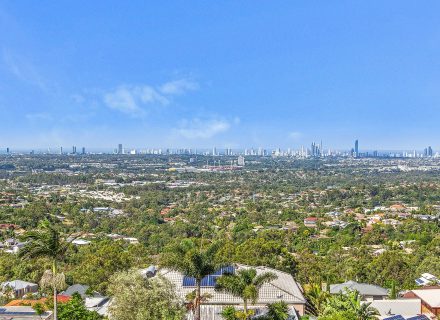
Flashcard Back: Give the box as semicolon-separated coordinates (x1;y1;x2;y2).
1;1;440;150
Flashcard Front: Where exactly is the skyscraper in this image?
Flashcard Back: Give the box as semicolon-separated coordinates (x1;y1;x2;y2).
354;140;359;157
118;144;123;154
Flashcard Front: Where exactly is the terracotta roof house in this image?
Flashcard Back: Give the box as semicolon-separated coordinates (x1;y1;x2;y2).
403;287;440;316
5;295;71;306
304;217;318;227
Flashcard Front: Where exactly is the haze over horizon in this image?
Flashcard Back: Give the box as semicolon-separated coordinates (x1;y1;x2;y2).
1;1;440;150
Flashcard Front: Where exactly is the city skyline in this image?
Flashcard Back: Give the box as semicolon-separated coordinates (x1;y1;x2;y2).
1;140;438;159
2;2;440;149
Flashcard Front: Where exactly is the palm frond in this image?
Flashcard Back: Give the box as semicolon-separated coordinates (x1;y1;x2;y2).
253;272;277;287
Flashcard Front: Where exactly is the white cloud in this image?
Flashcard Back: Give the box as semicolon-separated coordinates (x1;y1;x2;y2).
137;86;169;105
175;118;231;139
104;87;140;114
159;79;199;95
102;78;198;116
103;85;168;116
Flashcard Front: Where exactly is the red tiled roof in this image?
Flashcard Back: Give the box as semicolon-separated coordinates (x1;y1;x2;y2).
6;295;71;306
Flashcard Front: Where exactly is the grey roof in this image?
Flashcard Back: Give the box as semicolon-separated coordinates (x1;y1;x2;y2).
330;280;389;296
0;306;52;319
1;280;38;290
61;284;90;298
366;299;421;318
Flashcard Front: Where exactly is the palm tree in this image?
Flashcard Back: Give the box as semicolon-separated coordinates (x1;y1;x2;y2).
185;290;213;316
19;221;69;320
265;301;289;320
355;301;380;320
161;239;222;320
345;290;379;320
305;283;330;316
215;268;277;317
322;289;379;320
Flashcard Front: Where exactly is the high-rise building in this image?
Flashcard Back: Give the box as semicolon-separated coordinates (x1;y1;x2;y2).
118;144;123;154
212;147;217;156
354;140;359;157
82;147;86;155
72;146;77;154
237;155;245;166
6;147;9;154
311;142;321;157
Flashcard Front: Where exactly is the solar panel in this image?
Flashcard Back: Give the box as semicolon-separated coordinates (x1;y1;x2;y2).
383;316;405;320
0;311;38;315
182;266;235;287
407;316;429;320
182;276;196;286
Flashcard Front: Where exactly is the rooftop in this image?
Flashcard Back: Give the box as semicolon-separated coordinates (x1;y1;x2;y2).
330;280;389;297
157;264;306;305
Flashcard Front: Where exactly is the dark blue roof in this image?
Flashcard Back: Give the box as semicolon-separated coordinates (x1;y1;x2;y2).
407;316;429;320
0;308;43;316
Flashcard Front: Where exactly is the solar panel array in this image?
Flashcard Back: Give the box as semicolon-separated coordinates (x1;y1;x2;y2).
383;315;429;320
383;316;405;320
407;316;429;320
0;310;38;315
182;266;235;287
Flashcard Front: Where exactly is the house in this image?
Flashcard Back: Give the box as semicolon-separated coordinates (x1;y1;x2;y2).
415;273;440;287
0;306;53;319
85;296;110;316
0;223;19;230
304;217;318;228
71;239;91;246
1;238;25;254
61;284;110;317
329;280;389;301
403;287;440;316
1;280;38;298
5;295;71;306
325;211;342;218
151;264;306;320
62;284;91;298
366;299;424;319
382;314;430;320
390;204;406;211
